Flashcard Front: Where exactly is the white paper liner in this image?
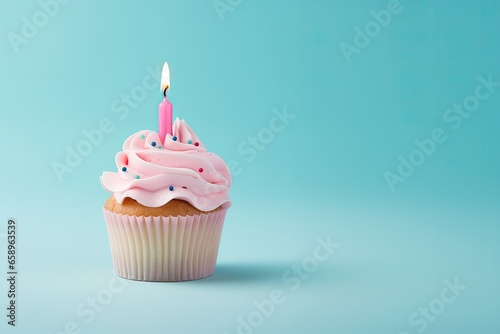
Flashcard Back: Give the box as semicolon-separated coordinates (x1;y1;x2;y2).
102;208;227;281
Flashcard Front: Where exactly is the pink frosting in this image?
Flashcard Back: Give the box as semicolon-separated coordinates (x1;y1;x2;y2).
100;118;231;211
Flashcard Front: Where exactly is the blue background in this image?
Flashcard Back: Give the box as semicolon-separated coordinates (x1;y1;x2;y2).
1;0;499;333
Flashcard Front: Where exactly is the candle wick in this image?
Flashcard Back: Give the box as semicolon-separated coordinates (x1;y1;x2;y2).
163;86;169;97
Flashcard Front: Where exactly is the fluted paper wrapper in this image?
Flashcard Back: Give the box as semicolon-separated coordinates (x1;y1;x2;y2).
102;208;227;281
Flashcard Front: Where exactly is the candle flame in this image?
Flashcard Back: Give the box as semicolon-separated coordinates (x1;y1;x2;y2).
160;61;170;94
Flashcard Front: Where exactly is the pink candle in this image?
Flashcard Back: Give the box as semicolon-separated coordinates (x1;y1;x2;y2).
158;62;172;144
158;95;172;144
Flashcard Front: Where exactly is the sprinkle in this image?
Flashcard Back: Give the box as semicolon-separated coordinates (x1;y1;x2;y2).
187;139;192;144
122;167;127;172
158;145;162;149
198;168;203;173
172;136;177;141
135;175;140;179
194;142;199;146
169;186;174;191
140;135;145;139
182;186;187;189
151;141;157;147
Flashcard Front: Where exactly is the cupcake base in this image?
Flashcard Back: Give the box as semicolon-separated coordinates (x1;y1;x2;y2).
103;208;227;282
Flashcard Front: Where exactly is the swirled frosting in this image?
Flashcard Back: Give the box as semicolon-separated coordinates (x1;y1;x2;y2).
100;118;231;211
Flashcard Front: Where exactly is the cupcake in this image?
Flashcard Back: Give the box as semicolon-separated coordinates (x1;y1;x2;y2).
100;118;231;281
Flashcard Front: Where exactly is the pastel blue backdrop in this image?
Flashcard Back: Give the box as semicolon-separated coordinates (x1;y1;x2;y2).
0;0;499;333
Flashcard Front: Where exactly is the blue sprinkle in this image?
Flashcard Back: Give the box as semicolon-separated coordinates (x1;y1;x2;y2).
172;136;177;141
140;135;145;139
121;167;127;172
151;141;157;147
135;175;140;179
169;186;174;191
187;139;192;144
158;145;162;149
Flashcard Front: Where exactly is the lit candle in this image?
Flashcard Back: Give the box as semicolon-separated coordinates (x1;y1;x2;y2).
158;61;172;144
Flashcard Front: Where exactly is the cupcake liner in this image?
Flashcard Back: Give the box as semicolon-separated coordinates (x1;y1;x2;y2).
103;208;227;281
